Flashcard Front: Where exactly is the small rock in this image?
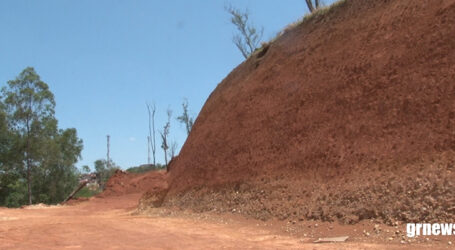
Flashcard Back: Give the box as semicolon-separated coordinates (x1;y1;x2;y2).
449;241;452;245
400;240;406;244
388;237;394;241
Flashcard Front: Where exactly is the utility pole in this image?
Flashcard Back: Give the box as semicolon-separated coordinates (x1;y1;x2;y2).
107;135;110;169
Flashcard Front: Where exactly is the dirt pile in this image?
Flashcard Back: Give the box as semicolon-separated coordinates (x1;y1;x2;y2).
142;0;455;224
99;170;167;198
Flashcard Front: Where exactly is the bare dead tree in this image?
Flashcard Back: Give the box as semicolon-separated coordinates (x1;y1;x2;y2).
305;0;321;13
160;108;172;167
225;6;263;59
169;141;178;161
146;102;157;166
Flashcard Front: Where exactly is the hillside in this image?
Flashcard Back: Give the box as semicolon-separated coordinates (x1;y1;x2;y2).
142;0;455;224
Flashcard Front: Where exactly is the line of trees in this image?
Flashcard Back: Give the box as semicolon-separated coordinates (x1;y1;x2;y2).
0;67;83;207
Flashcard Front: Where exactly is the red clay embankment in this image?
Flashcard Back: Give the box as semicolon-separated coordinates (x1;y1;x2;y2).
154;0;455;225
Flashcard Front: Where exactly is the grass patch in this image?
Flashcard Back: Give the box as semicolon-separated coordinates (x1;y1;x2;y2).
74;186;101;198
126;164;166;174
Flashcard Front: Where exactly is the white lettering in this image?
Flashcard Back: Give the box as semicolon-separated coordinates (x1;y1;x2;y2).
432;223;441;235
407;223;416;237
441;224;453;235
423;223;431;236
416;223;422;236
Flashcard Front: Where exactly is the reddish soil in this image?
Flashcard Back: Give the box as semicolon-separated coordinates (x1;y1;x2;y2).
5;0;454;248
99;170;167;197
159;0;455;226
0;194;450;249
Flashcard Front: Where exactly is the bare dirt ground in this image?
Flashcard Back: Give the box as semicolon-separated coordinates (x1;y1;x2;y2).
0;195;450;250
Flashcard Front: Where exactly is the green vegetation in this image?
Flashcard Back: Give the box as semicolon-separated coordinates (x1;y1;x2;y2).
94;159;120;189
0;67;83;207
74;186;101;198
126;163;166;174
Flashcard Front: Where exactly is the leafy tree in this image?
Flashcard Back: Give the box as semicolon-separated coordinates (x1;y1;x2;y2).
226;6;264;59
94;159;119;188
4;179;27;207
160;108;172;167
34;128;83;204
177;99;194;136
0;103;23;206
82;165;91;174
305;0;321;13
0;67;83;206
1;67;56;204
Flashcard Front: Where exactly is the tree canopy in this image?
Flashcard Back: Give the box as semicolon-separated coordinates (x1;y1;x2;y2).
0;67;83;207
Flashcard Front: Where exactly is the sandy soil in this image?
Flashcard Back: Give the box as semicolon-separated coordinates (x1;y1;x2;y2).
0;195;450;250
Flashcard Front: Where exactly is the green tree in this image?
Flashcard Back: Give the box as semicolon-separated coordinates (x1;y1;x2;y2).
94;159;119;189
82;165;91;174
177;99;194;136
33;128;83;204
0;103;21;206
1;67;83;206
0;102;24;206
226;6;263;59
1;67;56;204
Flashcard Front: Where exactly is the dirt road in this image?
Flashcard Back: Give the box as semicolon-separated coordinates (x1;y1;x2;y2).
0;195;437;249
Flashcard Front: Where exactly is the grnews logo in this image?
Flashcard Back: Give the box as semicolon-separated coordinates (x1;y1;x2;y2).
407;223;455;237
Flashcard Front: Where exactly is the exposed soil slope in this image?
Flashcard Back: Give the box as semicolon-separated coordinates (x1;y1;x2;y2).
99;170;167;197
158;0;455;224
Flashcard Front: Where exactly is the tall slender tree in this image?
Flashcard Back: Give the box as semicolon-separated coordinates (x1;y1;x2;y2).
146;102;156;166
160;108;172;167
1;67;56;204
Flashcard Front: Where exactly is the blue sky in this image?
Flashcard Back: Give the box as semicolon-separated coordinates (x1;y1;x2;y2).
0;0;334;170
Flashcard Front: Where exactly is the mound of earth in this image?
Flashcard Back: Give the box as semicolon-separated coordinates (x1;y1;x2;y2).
141;0;455;225
99;170;167;198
